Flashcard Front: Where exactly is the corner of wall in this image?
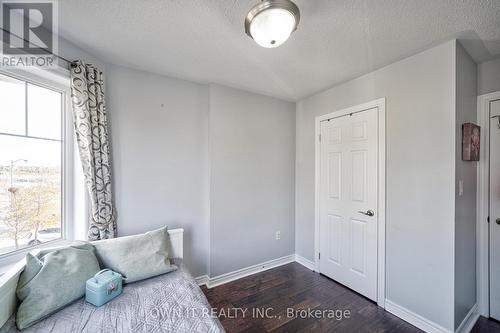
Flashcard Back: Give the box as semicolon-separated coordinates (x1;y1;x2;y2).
453;40;479;331
205;83;212;278
294;101;301;258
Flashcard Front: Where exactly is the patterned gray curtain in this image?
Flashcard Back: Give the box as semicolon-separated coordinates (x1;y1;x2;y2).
70;61;116;240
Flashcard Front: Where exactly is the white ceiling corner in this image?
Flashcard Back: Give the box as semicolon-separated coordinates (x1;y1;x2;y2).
58;0;500;101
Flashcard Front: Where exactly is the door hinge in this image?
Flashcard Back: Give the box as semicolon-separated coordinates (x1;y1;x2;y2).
319;134;321;142
318;252;321;260
488;216;490;223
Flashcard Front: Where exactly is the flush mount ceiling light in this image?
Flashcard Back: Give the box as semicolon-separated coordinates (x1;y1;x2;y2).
245;0;300;48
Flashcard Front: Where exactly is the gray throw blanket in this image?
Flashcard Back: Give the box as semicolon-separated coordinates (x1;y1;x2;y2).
1;260;224;333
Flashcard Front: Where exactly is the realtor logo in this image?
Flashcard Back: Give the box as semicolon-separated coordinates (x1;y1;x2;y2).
0;0;58;68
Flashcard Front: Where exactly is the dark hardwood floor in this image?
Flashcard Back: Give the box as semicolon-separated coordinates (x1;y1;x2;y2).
473;317;500;333
202;262;417;332
202;262;498;333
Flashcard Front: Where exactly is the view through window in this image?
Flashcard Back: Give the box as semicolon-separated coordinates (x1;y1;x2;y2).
0;73;63;255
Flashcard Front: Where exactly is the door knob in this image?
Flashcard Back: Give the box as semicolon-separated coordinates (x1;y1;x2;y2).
358;210;375;217
496;218;500;225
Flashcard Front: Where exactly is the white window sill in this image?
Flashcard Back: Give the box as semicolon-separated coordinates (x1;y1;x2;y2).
0;239;72;276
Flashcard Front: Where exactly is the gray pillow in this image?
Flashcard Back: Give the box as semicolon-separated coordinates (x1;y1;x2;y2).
92;226;176;283
16;242;100;329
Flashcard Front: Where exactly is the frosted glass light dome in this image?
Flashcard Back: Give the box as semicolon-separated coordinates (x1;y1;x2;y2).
249;8;295;48
245;0;300;49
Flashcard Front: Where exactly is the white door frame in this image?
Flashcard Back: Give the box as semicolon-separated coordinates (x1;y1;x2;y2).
477;91;500;317
314;98;386;307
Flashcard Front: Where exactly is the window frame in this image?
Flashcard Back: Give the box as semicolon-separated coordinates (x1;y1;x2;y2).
0;67;75;270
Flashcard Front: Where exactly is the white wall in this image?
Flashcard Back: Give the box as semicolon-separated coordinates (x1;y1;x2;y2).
454;42;478;330
478;58;500;96
59;31;480;329
209;84;296;276
296;40;457;330
103;67;296;278
105;64;210;277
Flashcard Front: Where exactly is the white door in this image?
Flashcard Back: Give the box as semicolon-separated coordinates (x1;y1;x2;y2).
490;99;500;320
319;107;378;301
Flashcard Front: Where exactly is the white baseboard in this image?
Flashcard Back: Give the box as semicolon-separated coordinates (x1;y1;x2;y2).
195;254;304;288
207;255;295;288
294;254;315;271
385;299;452;333
195;275;209;286
455;304;479;333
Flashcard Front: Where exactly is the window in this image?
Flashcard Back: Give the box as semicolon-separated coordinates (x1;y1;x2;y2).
0;71;71;256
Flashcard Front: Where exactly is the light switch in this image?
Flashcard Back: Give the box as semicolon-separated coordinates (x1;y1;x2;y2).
458;180;464;196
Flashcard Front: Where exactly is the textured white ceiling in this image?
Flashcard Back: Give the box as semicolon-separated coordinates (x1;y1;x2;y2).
58;0;500;101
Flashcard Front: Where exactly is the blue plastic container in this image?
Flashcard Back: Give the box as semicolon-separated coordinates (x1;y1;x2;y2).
86;269;122;306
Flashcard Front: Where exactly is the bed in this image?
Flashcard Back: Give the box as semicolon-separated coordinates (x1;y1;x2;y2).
0;229;224;333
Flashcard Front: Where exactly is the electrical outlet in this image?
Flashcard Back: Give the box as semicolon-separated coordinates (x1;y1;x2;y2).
275;231;281;240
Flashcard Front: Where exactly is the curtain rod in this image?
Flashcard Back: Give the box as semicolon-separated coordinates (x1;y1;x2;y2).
0;27;77;68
